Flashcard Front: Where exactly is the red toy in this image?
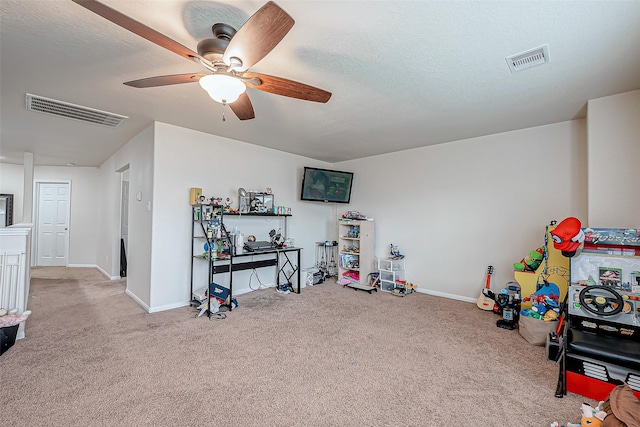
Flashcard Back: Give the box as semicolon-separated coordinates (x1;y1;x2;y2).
550;217;585;257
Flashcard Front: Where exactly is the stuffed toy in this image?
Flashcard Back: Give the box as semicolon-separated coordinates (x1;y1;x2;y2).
514;247;544;272
550;216;585;257
600;383;640;427
0;308;32;327
566;402;607;427
562;383;640;427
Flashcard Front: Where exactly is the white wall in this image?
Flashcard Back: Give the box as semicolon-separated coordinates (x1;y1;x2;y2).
1;163;100;266
0;163;24;222
5;89;639;311
97;124;155;308
150;122;334;310
335;120;588;301
587;89;640;228
2;164;101;266
95;155;125;279
33;167;100;266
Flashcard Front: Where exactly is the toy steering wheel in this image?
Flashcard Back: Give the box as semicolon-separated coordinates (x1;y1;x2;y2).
578;285;624;316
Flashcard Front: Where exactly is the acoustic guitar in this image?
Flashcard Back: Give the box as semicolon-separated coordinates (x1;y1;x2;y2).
476;265;495;310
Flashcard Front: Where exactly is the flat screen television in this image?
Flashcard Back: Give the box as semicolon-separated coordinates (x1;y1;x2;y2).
300;167;354;203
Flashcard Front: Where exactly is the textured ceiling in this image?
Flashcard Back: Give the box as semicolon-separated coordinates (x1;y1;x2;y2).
1;0;640;167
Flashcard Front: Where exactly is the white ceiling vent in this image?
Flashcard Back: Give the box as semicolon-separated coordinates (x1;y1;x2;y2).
26;93;128;128
505;44;549;73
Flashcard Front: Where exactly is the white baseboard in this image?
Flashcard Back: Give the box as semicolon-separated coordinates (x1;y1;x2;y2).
125;289;151;312
97;265;121;280
234;287;264;297
124;290;191;313
148;301;190;313
145;287;261;314
415;288;476;304
67;264;121;280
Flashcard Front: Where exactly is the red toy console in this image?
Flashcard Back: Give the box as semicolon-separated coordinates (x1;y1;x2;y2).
554;228;640;401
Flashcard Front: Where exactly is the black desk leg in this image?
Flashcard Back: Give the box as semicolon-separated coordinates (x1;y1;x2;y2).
277;250;301;294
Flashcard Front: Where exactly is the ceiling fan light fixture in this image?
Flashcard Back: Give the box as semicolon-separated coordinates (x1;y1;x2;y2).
199;74;246;104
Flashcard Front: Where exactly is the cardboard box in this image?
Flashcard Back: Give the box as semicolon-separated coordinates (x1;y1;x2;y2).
189;187;202;205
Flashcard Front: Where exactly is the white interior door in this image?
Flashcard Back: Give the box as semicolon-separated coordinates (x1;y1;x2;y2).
36;182;70;266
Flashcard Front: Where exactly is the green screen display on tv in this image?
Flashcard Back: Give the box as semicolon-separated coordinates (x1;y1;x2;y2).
300;167;354;204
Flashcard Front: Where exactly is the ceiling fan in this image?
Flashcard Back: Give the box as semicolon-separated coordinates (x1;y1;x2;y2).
71;0;332;120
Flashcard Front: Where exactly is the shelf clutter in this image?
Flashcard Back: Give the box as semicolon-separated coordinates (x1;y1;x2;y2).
190;198;299;319
377;244;415;296
336;211;416;296
337;216;375;292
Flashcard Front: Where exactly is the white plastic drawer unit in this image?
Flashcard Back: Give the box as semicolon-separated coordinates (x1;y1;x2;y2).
380;280;395;292
378;259;404;271
380;270;405;283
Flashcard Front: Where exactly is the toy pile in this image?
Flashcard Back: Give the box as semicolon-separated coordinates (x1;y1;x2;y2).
551;382;640;427
341;211;367;220
521;282;561;321
517;282;561;345
391;280;416;297
389;243;404;260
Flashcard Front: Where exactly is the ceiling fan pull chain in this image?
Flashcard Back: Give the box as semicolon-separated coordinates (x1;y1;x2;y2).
222;102;227;122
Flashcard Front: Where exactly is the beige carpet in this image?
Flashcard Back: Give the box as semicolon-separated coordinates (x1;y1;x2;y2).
1;267;587;426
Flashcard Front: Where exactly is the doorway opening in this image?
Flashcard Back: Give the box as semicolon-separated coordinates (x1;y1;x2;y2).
119;167;130;278
34;181;71;266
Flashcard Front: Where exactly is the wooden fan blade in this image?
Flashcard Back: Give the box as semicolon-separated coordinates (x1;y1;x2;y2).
243;72;331;103
124;74;207;88
229;92;255;120
72;0;204;62
223;1;294;71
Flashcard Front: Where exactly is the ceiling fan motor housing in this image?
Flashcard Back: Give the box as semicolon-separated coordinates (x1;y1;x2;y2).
197;23;236;61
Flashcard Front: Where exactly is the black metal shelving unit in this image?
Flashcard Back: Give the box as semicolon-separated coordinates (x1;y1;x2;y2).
190;204;231;315
190;204;296;318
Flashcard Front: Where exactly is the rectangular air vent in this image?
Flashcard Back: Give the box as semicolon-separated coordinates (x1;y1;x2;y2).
26;93;128;128
505;44;549;73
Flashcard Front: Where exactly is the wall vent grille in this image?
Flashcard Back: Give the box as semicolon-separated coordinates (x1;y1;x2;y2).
505;44;549;73
26;93;128;128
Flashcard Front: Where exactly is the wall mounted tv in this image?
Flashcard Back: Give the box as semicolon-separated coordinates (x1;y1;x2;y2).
300;167;354;204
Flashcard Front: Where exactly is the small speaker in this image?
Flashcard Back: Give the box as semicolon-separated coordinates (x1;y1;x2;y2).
546;333;561;362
